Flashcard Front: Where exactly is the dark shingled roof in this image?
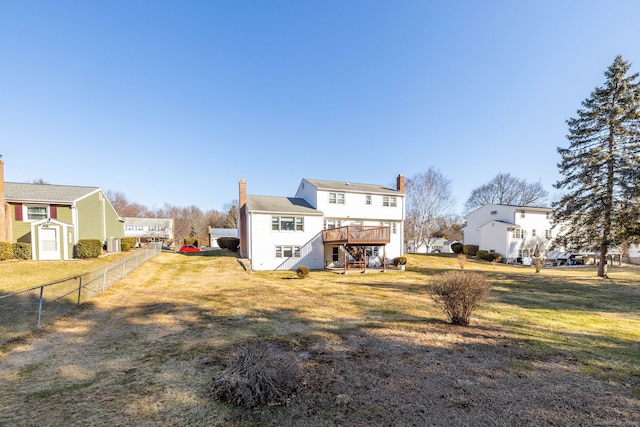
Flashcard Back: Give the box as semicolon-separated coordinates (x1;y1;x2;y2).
303;178;400;195
245;195;322;215
4;182;100;204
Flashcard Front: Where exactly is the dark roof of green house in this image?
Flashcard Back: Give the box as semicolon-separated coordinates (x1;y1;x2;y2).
4;182;101;204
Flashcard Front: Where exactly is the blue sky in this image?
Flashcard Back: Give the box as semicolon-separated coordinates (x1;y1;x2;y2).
2;0;640;215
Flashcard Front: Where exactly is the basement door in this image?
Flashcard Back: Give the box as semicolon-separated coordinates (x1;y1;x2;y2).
39;227;60;260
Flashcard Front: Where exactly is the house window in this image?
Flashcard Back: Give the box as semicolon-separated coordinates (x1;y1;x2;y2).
324;219;341;229
272;217;304;231
521;212;525;218
545;229;552;239
490;210;497;215
531;229;536;237
329;192;345;204
382;196;397;207
332;247;339;262
514;229;522;239
365;195;372;205
26;205;48;221
546;212;552;219
275;246;301;258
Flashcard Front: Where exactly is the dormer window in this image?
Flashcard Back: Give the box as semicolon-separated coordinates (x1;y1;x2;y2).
490;210;497;215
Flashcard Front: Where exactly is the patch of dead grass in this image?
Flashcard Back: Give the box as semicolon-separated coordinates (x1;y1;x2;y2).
0;253;638;426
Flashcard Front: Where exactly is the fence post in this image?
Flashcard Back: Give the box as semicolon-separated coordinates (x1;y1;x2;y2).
77;276;83;305
122;258;126;278
37;286;44;327
102;267;107;292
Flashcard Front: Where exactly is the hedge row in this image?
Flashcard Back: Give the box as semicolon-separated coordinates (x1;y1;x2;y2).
0;242;33;260
477;250;503;263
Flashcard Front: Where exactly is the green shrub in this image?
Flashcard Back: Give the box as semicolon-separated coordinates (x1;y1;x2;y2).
451;242;464;254
463;244;479;256
296;266;310;278
477;250;489;260
217;237;240;252
76;239;102;258
122;237;137;249
121;241;131;252
393;256;407;266
488;252;503;263
429;271;491;326
0;242;13;261
12;242;31;260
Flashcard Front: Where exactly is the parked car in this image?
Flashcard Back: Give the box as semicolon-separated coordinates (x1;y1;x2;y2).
161;245;175;251
178;245;201;253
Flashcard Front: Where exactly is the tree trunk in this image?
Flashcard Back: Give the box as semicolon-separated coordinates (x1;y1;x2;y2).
598;248;608;278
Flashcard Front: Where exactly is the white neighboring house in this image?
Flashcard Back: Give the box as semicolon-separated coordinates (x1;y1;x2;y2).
123;217;173;246
626;243;640;265
462;204;556;264
406;238;456;254
238;176;406;271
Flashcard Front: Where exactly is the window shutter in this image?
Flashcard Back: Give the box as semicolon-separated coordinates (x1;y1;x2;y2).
15;204;23;221
50;205;57;219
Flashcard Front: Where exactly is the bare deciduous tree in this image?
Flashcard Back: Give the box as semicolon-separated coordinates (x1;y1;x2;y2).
464;172;548;214
405;169;455;253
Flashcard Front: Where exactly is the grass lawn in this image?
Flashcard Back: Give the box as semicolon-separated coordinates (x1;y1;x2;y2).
0;252;134;294
0;252;638;426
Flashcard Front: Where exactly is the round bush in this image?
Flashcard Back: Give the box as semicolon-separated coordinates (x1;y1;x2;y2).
296;266;310;278
488;252;503;263
209;339;304;407
429;271;491;326
393;256;407;266
463;244;479;256
12;242;31;259
451;242;464;254
76;239;102;258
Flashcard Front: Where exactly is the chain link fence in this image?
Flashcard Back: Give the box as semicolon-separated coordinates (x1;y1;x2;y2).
0;244;162;345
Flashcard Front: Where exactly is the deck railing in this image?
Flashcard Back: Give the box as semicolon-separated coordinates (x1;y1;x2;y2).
322;225;390;245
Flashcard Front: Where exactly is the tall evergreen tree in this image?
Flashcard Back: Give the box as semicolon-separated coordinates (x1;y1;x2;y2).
554;55;640;277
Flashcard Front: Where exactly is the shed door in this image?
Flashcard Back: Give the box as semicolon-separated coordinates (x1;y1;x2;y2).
39;227;60;260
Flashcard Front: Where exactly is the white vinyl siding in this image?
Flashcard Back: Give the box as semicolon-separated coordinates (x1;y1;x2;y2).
275;246;301;258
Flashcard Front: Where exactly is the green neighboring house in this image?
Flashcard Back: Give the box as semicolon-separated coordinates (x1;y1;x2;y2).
4;182;124;260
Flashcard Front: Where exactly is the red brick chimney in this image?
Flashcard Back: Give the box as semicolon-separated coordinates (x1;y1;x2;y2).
238;180;247;257
396;173;405;193
0;155;6;242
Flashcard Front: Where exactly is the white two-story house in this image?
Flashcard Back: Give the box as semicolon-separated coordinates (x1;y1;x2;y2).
238;175;405;271
123;217;173;246
462;204;557;264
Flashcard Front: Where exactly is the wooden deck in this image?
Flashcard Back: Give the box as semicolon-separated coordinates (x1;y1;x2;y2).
322;225;390;245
